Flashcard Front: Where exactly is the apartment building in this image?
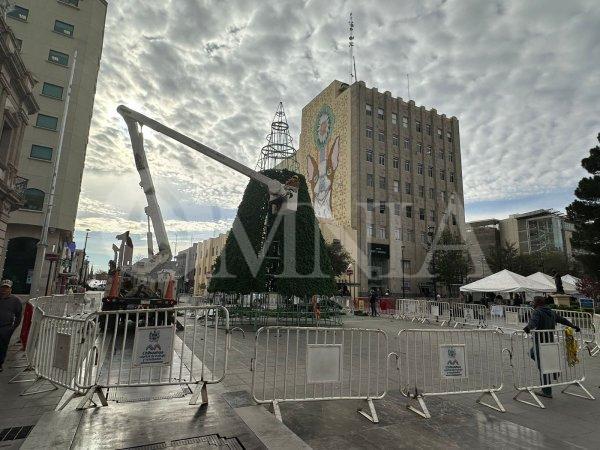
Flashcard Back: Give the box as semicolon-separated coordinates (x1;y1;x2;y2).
0;11;39;278
0;0;107;293
298;80;465;296
175;243;197;294
194;233;228;296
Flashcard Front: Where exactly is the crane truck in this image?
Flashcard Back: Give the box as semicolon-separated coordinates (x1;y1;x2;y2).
102;105;298;311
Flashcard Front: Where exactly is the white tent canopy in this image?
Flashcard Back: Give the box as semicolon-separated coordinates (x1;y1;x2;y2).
527;272;578;294
562;274;580;287
460;269;555;293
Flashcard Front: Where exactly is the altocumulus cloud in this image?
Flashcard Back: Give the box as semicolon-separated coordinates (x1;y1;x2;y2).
79;0;600;241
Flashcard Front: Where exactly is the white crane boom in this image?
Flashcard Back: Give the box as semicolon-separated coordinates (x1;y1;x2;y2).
117;105;295;277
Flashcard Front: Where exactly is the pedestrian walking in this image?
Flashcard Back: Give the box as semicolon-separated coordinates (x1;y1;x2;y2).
523;296;580;398
369;289;379;317
0;280;23;372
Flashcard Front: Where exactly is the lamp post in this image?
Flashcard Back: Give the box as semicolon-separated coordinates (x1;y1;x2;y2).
79;228;90;284
427;226;437;299
400;245;406;298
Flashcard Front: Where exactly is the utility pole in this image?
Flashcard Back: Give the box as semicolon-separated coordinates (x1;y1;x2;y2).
30;50;77;297
401;245;406;298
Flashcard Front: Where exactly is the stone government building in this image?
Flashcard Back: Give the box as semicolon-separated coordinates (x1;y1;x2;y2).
297;80;465;297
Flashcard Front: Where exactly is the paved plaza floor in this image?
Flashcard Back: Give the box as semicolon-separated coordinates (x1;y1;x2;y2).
2;313;599;449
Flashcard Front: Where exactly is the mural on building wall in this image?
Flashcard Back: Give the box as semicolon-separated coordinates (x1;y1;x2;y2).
306;105;339;219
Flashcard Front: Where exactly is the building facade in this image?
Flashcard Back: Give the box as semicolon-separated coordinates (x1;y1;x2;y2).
194;233;228;296
0;11;39;277
0;0;107;293
175;243;197;294
298;80;465;296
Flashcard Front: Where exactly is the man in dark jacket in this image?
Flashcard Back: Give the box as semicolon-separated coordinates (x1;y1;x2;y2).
369;289;379;317
0;280;23;371
523;296;580;398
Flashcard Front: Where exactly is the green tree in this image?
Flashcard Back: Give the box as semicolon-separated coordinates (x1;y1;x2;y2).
325;240;353;278
485;241;520;273
208;169;335;296
429;229;473;294
566;133;600;279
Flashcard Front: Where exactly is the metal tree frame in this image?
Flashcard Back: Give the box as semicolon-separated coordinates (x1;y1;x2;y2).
256;102;299;172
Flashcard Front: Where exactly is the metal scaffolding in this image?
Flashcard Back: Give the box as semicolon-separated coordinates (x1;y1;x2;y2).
256;102;299;172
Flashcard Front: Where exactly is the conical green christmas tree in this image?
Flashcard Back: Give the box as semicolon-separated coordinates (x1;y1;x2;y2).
208;169;336;296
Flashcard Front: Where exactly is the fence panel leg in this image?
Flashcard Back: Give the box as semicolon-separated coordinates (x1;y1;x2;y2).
562;381;595;400
513;389;545;409
189;381;208;405
357;398;379;423
20;377;58;396
407;395;431;419
76;386;107;410
272;400;282;422
477;390;506;412
9;366;36;384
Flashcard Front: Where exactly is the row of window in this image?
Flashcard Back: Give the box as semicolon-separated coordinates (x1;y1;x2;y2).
366;127;454;149
366;163;455;184
365;107;454;142
365;148;455;165
366;216;457;241
8;5;76;37
368;174;455;197
366;200;456;223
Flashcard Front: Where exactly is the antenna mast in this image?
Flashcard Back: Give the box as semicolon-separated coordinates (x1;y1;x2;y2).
348;13;355;84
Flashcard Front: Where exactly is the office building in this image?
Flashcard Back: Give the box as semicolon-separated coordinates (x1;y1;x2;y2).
194;233;228;296
0;0;107;293
298;80;465;296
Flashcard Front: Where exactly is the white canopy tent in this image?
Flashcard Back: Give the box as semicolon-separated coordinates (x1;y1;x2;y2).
526;272;578;294
460;269;555;293
562;274;580;287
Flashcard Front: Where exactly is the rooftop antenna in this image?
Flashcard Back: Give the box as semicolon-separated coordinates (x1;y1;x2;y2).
348;12;355;84
406;73;411;100
256;102;299;172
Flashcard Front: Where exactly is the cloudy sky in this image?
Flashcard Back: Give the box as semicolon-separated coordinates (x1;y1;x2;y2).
74;0;600;270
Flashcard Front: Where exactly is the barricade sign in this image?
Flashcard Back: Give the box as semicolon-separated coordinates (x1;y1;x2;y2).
251;326;388;423
132;325;175;367
397;299;423;321
422;301;451;325
450;303;487;328
395;329;505;418
507;329;595;408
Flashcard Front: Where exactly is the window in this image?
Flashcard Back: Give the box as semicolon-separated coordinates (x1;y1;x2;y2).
426;145;432;156
405;205;412;218
447;131;453;142
405;182;412;195
440;170;446;180
403;138;410;150
366;173;374;187
367;224;374;237
393;180;399;192
366;127;373;138
54;20;74;37
417;163;423;175
30;145;53;161
426;123;431;135
402;116;409;128
404;160;411;172
402;260;411;272
406;228;415;242
392;135;399;146
438;150;444;160
394;203;400;216
379;154;385;165
437;128;442;139
430;209;436;222
394;228;401;240
416;142;422;154
450;172;455;183
419;208;425;220
22;188;44;211
429;188;435;199
367;198;374;211
418;185;425;198
379;176;386;189
41;82;64;100
393;157;399;169
392;113;397;124
36;114;59;130
366;104;372;116
421;232;428;244
440;190;447;203
416;121;422;132
378;131;385;142
378;227;387;239
428;166;433;177
366;149;373;162
452;214;457;226
7;5;28;21
48;49;69;66
449;151;454;162
377;108;384;120
379;201;386;214
60;0;80;6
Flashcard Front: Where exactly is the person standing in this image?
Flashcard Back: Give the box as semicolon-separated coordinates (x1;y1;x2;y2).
369;289;379;317
523;296;580;398
0;280;23;372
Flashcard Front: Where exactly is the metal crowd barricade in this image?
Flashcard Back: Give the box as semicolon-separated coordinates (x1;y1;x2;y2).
450;303;488;328
421;301;451;326
494;306;532;332
331;296;354;315
251;326;388;423
507;329;595;408
551;309;595;344
397;299;424;321
588;314;600;356
395;328;506;418
74;305;230;409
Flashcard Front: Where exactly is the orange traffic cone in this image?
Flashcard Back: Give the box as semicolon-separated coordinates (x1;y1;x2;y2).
164;276;174;301
108;270;121;299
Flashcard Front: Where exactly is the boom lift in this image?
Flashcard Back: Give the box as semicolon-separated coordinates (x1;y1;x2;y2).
103;105;298;310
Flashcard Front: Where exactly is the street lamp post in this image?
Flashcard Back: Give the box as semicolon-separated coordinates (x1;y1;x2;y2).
401;245;406;298
79;229;90;284
427;226;437;299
